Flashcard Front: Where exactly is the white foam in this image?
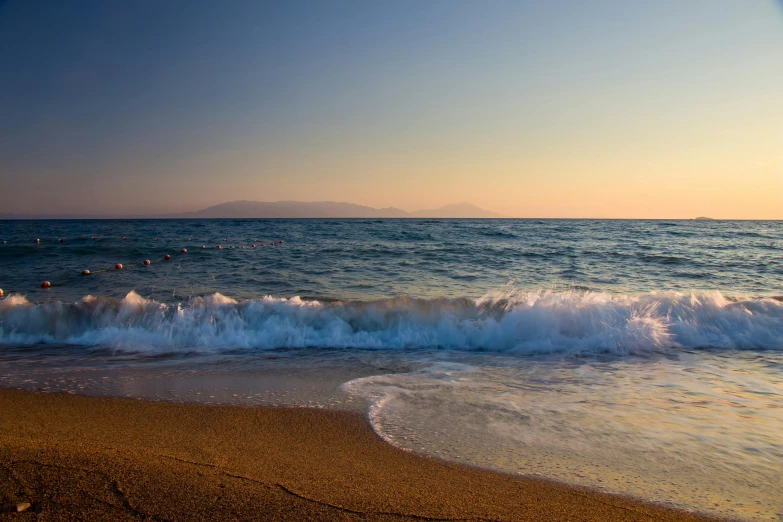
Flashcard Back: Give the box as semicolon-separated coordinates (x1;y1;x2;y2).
0;289;781;353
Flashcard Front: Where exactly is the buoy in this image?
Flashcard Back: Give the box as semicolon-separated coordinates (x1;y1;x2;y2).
92;236;97;240
0;288;3;297
270;242;275;246
229;245;234;249
124;236;128;241
180;248;187;253
40;281;51;288
201;245;206;249
164;254;171;260
143;259;151;265
240;245;245;249
35;238;40;243
225;238;228;241
81;270;90;276
279;240;283;244
260;243;264;247
189;237;193;241
156;237;160;241
251;244;256;248
59;238;64;243
115;264;123;270
216;245;222;249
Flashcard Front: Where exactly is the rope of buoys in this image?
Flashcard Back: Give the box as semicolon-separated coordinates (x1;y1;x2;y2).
2;237;285;294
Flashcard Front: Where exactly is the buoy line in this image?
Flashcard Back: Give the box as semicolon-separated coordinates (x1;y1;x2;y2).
0;236;285;296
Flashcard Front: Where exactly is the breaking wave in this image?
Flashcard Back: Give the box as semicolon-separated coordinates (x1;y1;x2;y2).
0;289;781;353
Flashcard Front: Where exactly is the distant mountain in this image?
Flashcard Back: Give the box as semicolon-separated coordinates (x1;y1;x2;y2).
408;202;505;218
166;201;504;219
169;201;409;219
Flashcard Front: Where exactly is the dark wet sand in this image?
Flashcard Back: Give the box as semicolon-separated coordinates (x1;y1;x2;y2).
0;389;721;521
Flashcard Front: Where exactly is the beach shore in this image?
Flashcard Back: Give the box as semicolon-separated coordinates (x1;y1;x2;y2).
0;389;719;521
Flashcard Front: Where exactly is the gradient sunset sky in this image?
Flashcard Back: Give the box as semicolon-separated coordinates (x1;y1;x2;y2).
1;1;781;218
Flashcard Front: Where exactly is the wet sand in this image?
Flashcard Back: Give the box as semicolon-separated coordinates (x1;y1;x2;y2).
0;389;721;521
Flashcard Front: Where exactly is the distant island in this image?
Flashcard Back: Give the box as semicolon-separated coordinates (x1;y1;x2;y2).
694;216;715;220
167;201;505;219
0;201;505;219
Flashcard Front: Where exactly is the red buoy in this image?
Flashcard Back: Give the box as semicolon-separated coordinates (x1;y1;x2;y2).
201;245;206;249
92;236;97;240
270;242;275;246
251;244;256;248
124;236;128;241
216;245;222;249
0;288;4;297
189;237;193;241
240;245;245;249
156;238;160;241
225;238;228;241
164;254;171;260
180;248;187;253
115;264;123;270
143;259;151;265
81;270;91;276
260;243;264;247
40;281;51;288
35;238;40;243
279;240;283;244
229;245;234;249
59;238;64;243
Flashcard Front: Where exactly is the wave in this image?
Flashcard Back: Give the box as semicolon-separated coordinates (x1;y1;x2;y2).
1;289;781;354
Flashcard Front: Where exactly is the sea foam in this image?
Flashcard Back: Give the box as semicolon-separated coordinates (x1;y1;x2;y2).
0;289;781;353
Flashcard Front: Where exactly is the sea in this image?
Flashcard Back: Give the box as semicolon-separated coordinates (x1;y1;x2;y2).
1;218;781;520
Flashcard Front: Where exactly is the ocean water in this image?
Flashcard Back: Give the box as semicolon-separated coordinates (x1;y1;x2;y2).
1;219;782;520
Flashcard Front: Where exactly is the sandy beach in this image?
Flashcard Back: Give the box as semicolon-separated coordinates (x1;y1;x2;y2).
0;389;722;521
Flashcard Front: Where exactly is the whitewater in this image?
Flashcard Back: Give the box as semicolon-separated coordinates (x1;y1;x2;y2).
1;289;782;353
1;218;782;520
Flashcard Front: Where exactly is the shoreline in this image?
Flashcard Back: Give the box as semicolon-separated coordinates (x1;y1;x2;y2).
0;389;725;521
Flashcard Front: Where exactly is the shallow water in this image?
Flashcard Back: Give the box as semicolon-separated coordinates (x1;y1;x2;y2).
1;218;782;520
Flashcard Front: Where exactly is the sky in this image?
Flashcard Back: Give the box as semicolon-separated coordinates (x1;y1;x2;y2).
0;0;781;219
